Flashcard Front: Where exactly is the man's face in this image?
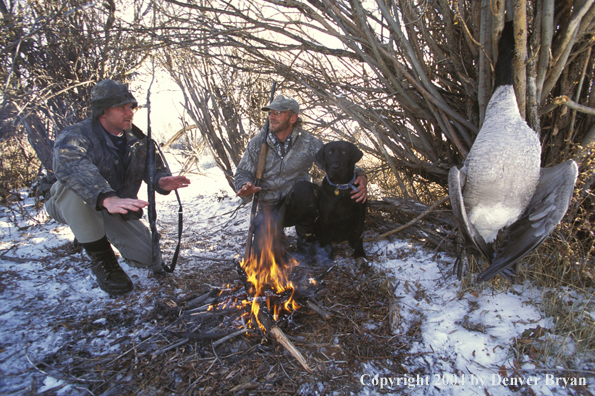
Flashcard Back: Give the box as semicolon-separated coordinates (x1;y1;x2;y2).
269;110;296;134
100;103;135;134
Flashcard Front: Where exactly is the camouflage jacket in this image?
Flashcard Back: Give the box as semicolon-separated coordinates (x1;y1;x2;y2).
53;118;170;214
234;126;323;203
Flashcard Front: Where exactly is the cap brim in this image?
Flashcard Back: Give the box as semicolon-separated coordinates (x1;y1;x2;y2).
261;103;290;112
111;98;138;108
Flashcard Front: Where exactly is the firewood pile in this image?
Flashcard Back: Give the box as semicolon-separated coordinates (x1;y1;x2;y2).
167;258;338;373
151;260;430;395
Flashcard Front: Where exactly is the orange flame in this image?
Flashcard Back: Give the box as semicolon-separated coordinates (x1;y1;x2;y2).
239;207;301;331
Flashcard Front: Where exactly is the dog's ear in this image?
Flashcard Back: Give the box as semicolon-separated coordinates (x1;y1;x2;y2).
349;143;363;163
315;145;326;169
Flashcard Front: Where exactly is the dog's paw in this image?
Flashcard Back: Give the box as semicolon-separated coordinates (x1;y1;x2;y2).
355;257;370;270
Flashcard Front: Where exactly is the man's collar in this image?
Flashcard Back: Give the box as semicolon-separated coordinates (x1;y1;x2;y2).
285;126;302;141
273;128;292;143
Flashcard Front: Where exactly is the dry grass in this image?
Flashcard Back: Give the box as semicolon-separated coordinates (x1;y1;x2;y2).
504;149;595;370
0;135;41;205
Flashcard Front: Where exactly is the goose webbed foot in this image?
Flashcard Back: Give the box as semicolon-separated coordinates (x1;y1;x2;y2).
454;248;469;280
500;266;517;280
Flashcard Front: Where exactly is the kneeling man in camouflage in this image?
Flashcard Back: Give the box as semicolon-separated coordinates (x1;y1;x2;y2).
45;79;190;295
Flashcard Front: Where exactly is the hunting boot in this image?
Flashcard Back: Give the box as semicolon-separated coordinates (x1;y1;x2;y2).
82;236;133;295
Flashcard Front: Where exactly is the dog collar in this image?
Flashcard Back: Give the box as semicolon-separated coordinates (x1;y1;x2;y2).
326;173;358;195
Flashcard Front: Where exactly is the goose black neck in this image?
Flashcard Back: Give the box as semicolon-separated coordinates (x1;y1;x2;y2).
494;21;514;89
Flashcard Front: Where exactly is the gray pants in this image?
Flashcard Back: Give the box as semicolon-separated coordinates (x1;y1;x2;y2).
45;181;161;269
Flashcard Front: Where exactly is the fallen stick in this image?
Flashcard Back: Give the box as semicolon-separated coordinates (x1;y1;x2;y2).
306;300;332;319
189;254;236;262
185;289;219;309
229;383;260;393
365;195;449;242
0;254;31;263
284;335;341;348
258;310;313;372
355;350;434;360
269;326;313;372
167;330;236;340
379;278;401;334
314;264;336;283
152;339;188;358
213;329;251;347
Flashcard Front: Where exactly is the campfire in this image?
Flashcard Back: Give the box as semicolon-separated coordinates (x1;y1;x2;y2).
237;232;300;330
176;213;334;372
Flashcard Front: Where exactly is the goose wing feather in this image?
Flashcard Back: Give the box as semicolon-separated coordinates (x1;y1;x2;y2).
476;160;578;282
449;165;495;261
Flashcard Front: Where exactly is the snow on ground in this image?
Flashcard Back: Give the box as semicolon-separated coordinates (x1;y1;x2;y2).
359;240;585;395
0;150;592;395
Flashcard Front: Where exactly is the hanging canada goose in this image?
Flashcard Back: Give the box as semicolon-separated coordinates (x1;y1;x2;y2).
448;21;578;283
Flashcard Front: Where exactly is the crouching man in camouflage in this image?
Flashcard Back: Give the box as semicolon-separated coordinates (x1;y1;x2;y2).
45;79;190;295
234;95;367;261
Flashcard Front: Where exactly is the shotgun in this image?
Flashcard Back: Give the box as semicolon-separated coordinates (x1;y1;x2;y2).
244;81;277;262
147;69;183;273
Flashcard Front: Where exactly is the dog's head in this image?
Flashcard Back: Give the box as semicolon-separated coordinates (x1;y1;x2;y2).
315;141;363;183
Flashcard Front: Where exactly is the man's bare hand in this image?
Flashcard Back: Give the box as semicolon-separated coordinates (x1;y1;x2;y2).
236;182;262;197
350;175;368;203
158;175;191;191
102;196;148;214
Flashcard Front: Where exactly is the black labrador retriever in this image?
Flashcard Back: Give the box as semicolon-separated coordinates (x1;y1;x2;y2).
315;141;366;260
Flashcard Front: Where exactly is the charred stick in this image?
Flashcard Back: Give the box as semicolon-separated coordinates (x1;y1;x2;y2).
315;264;336;283
185;289;220;309
189;308;241;317
152;339;189;358
167;330;237;340
212;329;253;347
306;301;332;319
235;259;255;295
185;302;216;313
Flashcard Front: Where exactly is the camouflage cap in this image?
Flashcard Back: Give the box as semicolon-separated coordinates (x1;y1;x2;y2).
90;79;137;118
261;94;299;115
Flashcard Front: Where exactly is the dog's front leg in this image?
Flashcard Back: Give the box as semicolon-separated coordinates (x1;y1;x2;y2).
317;232;333;259
349;206;366;258
348;234;365;258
